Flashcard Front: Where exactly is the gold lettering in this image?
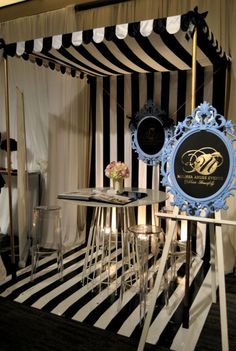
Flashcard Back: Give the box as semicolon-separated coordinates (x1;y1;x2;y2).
181;147;223;176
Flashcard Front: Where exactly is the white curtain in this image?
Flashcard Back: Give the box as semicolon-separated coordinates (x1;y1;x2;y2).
0;50;91;255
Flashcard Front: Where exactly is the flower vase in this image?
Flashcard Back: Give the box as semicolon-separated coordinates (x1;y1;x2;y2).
113;178;124;194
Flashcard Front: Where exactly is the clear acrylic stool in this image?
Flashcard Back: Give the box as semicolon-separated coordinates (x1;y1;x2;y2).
30;206;63;281
120;224;164;323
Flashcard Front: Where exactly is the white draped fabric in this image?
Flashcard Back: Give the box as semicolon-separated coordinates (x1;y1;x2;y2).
0;53;91;258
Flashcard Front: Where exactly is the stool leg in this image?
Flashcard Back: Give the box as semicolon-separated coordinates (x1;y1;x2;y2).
98;207;115;291
57;250;64;281
82;207;100;287
98;208;111;292
119;208;128;308
31;247;39;281
56;215;63;282
30;210;39;281
136;235;149;325
105;208;112;290
82;209;95;285
92;208;103;287
107;208;119;294
124;208;138;285
119;222;126;307
101;207;119;295
119;228;137;310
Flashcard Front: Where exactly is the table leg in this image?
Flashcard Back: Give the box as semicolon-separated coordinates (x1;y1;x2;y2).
82;207;100;286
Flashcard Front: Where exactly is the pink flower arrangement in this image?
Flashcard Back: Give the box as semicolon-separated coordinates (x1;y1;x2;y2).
105;161;130;180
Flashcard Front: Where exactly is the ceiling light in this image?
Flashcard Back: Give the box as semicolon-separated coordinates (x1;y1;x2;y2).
0;0;28;8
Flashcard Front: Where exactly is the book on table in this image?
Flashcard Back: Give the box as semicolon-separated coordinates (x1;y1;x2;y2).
58;190;147;205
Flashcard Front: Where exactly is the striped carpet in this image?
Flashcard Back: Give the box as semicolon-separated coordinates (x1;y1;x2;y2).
195;290;236;351
0;296;166;351
0;244;220;350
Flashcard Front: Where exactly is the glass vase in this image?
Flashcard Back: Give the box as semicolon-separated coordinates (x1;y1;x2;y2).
112;178;124;194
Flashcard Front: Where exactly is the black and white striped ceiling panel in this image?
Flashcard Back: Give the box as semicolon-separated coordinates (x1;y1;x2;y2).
3;9;231;78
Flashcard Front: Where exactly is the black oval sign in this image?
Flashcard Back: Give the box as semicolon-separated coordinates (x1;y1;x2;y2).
173;130;230;199
137;116;165;156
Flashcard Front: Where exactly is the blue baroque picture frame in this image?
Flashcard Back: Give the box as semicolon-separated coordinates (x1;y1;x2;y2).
129;100;174;165
161;102;236;215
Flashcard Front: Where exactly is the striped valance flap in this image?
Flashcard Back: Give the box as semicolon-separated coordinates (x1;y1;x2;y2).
2;8;231;79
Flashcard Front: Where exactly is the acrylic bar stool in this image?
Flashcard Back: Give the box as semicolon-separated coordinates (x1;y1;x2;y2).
30;206;63;281
120;224;164;323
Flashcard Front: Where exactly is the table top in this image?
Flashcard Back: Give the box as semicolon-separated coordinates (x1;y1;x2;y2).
58;187;167;208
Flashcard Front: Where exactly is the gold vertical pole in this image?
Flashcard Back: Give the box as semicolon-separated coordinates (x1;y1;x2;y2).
191;28;197;111
3;54;15;272
224;64;230;117
183;27;198;329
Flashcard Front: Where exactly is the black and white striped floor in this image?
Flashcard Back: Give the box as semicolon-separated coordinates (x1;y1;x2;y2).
0;244;213;350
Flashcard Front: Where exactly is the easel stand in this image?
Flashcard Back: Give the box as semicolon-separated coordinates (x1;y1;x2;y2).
182;220;192;329
138;206;235;351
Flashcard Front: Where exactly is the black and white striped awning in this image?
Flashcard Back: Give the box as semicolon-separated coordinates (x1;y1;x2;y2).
2;9;231;78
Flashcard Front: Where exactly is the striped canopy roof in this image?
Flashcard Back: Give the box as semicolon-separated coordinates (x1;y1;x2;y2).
2;8;230;78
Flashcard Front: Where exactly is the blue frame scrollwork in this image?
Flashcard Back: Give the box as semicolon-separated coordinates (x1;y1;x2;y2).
129;100;174;165
161;102;236;216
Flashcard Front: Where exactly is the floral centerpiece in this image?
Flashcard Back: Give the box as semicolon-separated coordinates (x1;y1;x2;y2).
105;161;130;193
105;161;130;180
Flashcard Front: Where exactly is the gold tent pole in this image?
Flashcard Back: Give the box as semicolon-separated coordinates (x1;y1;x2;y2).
182;26;198;329
224;62;230;117
3;54;15;276
191;28;197;111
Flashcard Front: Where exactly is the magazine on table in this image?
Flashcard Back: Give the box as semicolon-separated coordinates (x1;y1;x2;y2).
58;189;147;205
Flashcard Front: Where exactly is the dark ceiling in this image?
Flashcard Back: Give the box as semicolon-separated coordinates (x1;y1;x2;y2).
0;0;123;23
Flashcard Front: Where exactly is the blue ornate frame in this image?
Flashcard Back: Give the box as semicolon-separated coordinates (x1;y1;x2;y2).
161;102;236;215
129;100;174;165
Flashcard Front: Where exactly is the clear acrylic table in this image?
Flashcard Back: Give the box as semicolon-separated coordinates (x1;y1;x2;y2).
58;188;166;291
